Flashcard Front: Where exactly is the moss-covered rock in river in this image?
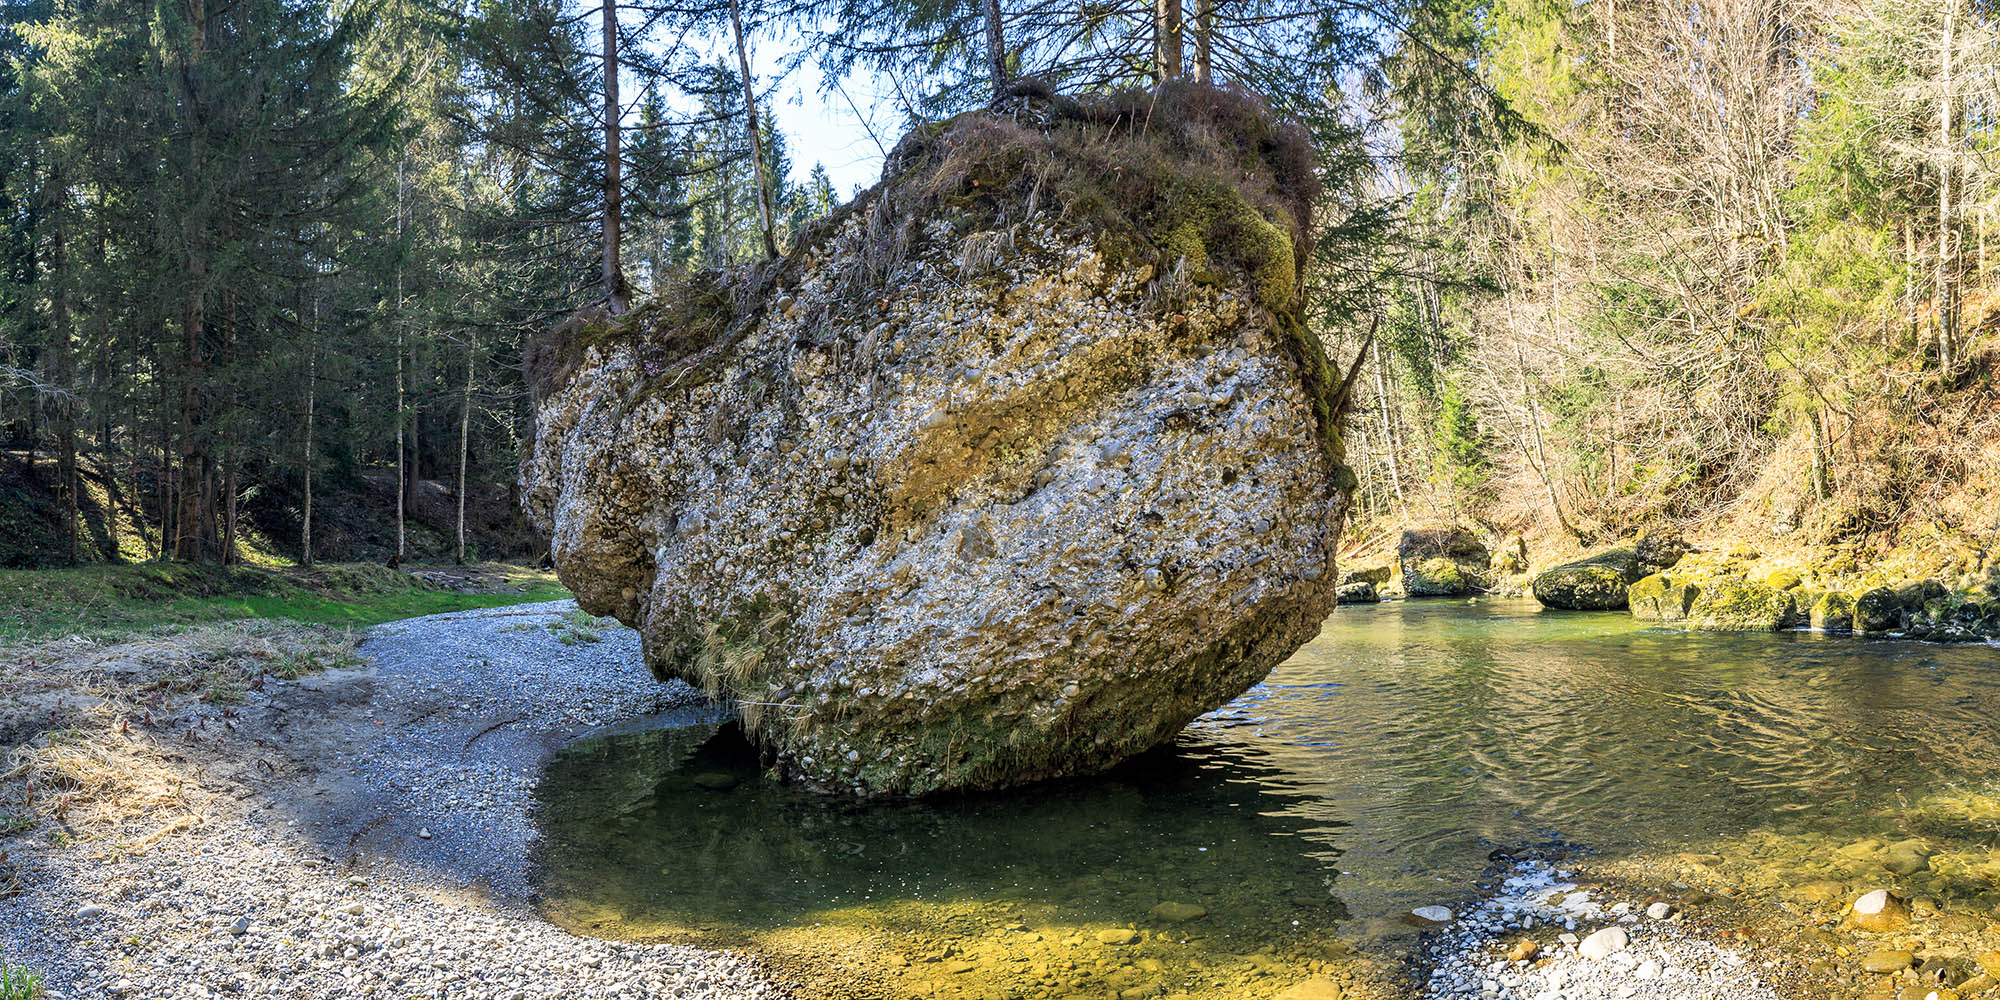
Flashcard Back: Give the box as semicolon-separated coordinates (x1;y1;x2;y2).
1628;573;1699;623
1686;580;1798;632
1809;591;1855;633
1854;586;1904;633
520;87;1353;796
1532;548;1644;611
1398;527;1488;597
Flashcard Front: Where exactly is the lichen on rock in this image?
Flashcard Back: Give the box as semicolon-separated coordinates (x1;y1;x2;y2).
520;86;1354;796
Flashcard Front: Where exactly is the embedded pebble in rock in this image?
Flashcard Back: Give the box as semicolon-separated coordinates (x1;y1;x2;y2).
1420;860;1784;1000
0;601;778;1000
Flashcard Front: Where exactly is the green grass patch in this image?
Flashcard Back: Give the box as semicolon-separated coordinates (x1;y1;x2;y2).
0;562;569;644
0;952;41;1000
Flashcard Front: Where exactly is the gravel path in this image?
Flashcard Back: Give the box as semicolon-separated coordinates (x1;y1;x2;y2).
1419;861;1785;1000
0;600;784;1000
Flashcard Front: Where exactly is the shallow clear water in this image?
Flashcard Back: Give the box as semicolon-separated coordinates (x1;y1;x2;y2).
531;599;2000;996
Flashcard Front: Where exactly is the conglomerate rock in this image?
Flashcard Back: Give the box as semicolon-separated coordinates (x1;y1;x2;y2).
521;89;1355;795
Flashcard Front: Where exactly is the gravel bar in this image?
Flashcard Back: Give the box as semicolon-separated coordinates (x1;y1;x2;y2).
0;600;785;1000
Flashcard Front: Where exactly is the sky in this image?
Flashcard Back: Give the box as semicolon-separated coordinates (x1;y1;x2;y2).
765;64;899;196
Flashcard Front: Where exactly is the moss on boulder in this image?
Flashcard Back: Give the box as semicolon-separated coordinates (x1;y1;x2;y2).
1629;573;1700;623
1532;548;1644;611
1409;557;1467;597
1810;592;1855;633
1397;526;1488;597
1687;580;1797;632
1854;587;1904;632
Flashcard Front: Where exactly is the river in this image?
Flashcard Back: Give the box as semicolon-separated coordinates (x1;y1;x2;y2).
531;598;2000;999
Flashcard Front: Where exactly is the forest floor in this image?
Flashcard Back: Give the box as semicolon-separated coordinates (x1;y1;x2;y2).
0;597;783;1000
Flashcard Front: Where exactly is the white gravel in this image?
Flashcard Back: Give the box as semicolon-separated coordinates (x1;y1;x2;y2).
1419;861;1785;1000
0;600;784;1000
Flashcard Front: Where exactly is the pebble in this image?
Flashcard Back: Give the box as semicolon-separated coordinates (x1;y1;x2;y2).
1861;950;1914;974
1644;902;1673;920
75;904;106;919
1579;926;1630;959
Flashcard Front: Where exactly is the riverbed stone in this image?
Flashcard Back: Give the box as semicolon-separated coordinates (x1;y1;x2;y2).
1881;840;1933;876
1578;925;1630;959
1852;889;1910;932
1147;902;1206;923
1532;548;1643;610
1862;950;1915;974
521;99;1353;796
1096;928;1140;946
1275;978;1345;1000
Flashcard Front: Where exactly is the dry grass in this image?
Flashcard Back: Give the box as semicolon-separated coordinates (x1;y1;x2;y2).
0;621;360;845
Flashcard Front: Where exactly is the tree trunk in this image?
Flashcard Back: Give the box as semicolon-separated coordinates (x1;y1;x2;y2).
50;188;78;565
1193;0;1212;82
1935;0;1960;372
303;336;316;569
729;0;779;260
220;294;238;565
603;0;629;312
983;0;1007;99
175;279;215;562
395;156;408;564
456;338;472;566
1154;0;1183;82
1369;344;1406;513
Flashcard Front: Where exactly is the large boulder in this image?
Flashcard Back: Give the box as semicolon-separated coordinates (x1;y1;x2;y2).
1399;527;1489;596
1854;586;1905;632
1532;548;1644;610
521;91;1355;796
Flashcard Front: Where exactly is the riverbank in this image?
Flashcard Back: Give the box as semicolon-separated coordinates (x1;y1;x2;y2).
0;561;568;643
0;600;782;999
